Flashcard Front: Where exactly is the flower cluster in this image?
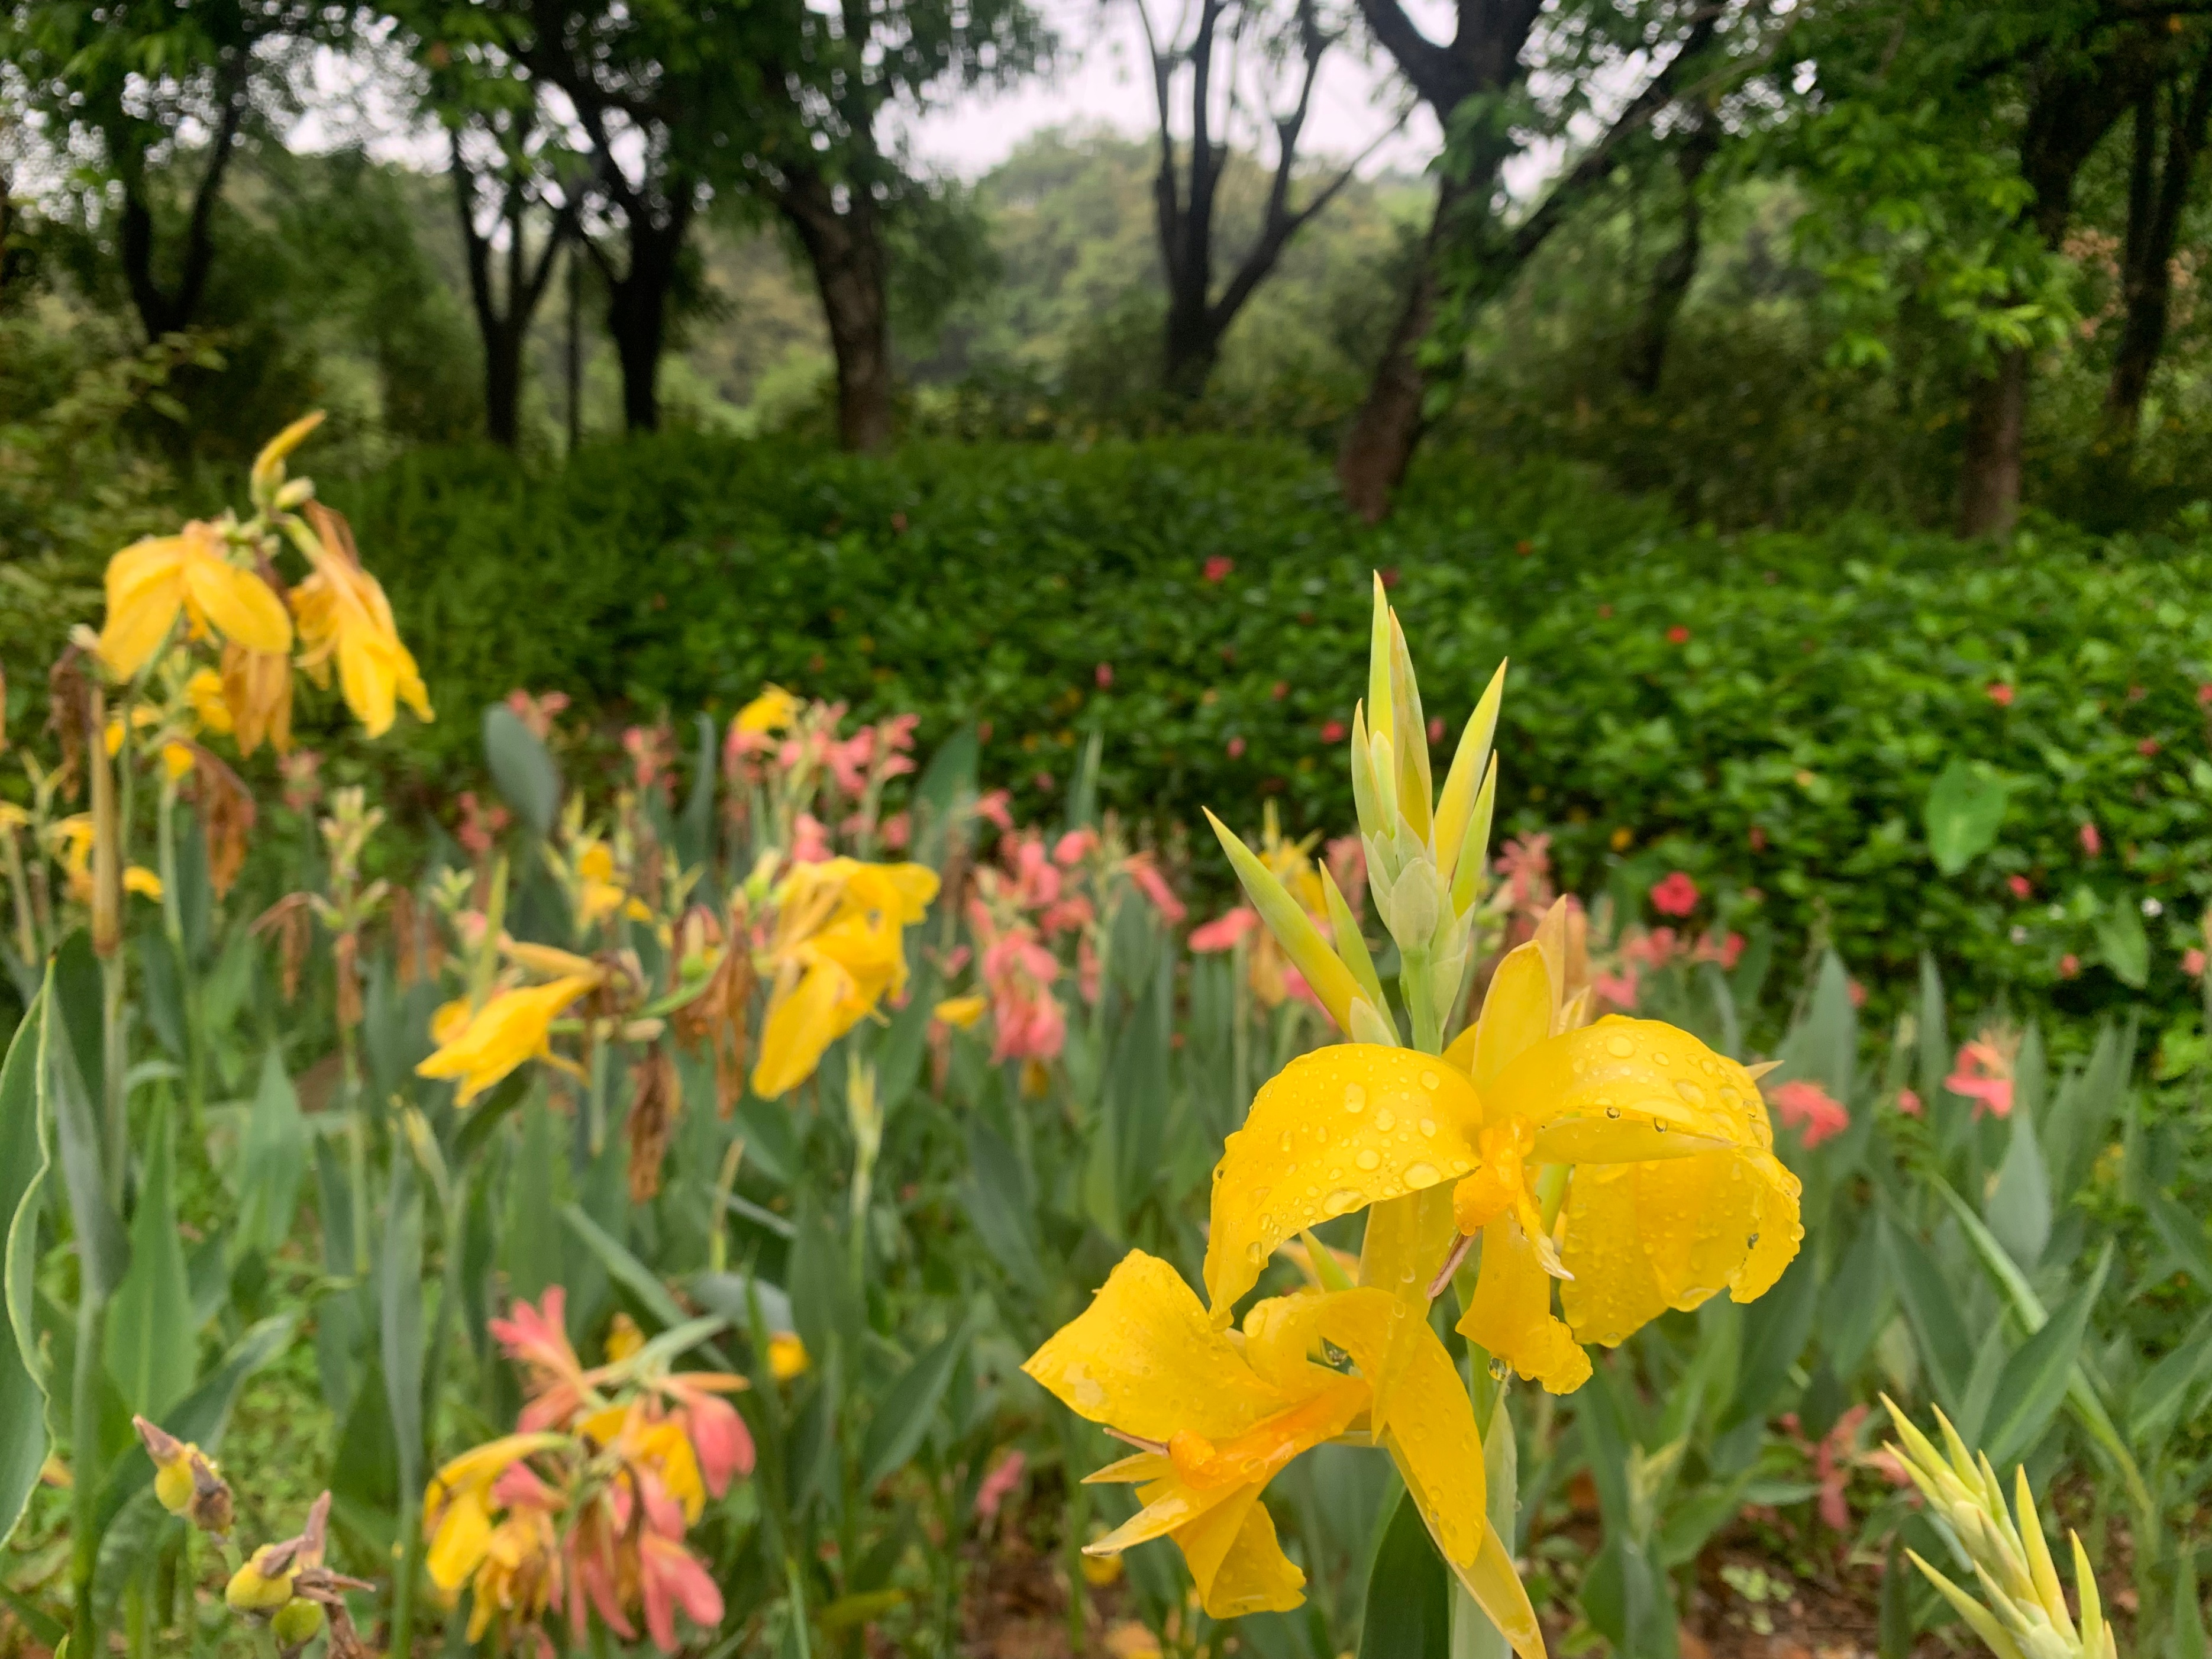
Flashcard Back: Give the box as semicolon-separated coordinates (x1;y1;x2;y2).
424;1290;749;1655
1022;576;1804;1643
724;685;919;857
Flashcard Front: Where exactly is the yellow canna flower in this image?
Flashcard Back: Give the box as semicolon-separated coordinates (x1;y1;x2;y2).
734;685;800;735
1023;1252;1538;1653
50;815;163;903
219;641;294;757
290;507;432;738
932;994;988;1029
415;974;600;1105
767;1331;810;1380
422;1433;567;1593
185;668;232;734
1201;915;1801;1389
251;411;325;499
98;522;293;681
751;858;939;1098
605;1312;645;1363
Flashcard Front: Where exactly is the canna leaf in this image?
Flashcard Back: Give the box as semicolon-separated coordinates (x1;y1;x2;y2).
1449;755;1499;917
1322;864;1388;1018
0;986;51;1545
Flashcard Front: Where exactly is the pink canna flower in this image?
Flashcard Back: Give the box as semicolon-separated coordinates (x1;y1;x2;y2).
1946;1036;2015;1118
2187;947;2207;978
1494;834;1555;915
1325;835;1367;916
636;1524;723;1653
1189;907;1260;953
973;790;1013;832
492;1290;593;1431
974;1450;1026;1524
1649;871;1700;917
790;812;832;864
651;1378;755;1496
2080;822;2103;858
1895;1087;1923;1118
1767;1079;1850;1148
1077;935;1102;1005
979;924;1066;1063
1591;970;1641;1012
880;811;911;851
1814;1405;1871;1531
1053;828;1099;867
1121;853;1186;924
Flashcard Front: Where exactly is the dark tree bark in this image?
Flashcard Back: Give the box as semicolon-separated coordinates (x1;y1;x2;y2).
1148;0;1365;399
1625;112;1718;396
451;129;574;448
777;167;895;453
0;164;28;302
2106;51;2212;444
115;49;250;341
588;186;693;434
1336;0;1723;521
1957;45;2146;535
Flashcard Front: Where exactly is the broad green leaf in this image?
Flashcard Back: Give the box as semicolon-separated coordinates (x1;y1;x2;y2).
1720;1253;1819;1433
46;937;125;1298
1923;760;2008;875
2128;1308;2212;1446
1360;1489;1451;1659
503;1098;565;1306
1981;1252;2108;1471
482;703;561;837
676;712;719;872
2093;899;2149;989
1822;1221;1892;1379
860;1313;975;1490
2175;1548;2209;1659
235;1053;307;1257
684;1272;794;1334
910;725;979;869
1985;1108;2050;1270
0;986;53;1544
1884;1213;1971;1413
962;1121;1044;1297
103;1090;194;1418
380;1159;425;1502
560;1203;689;1331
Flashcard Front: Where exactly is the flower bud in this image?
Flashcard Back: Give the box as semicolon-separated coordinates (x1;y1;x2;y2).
273;477;316;510
270;1597;325;1652
227;1545;301;1612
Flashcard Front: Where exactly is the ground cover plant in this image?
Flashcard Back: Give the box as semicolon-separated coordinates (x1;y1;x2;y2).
1;421;2210;1659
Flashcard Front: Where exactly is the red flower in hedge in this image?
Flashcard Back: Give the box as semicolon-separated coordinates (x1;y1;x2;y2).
1203;556;1233;583
1096;663;1113;688
1649;871;1699;917
2007;874;2033;899
1666;625;1690;645
1319;719;1346;743
2079;822;2103;858
1988;682;2014;706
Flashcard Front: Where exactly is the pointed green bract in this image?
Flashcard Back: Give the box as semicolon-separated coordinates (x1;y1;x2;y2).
1205;809;1372;1038
1435;661;1506;889
1322;864;1388;1018
1367;575;1394;755
1387;614;1432;844
1449;754;1499;916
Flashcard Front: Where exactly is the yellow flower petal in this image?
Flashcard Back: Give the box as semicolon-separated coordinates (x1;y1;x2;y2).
768;1331;809;1380
425;1486;494;1592
98;548;188;679
933;994;988;1029
1173;1484;1307;1618
1370;1315;1488;1575
1454;1518;1546;1659
1025;1253;1296;1444
124;867;163;900
734;685;799;734
1491;1017;1762;1166
415;975;598;1104
752;958;857;1099
1203;1045;1482;1321
183;557;292;657
1467;941;1556;1092
1358;1187;1459;1310
1556;1148;1803;1347
1457;1219;1590;1395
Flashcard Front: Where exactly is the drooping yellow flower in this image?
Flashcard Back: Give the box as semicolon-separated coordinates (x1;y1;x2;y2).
219;641;294;756
185;667;232;734
416;974;600;1105
290;508;432;738
932;994;988;1029
422;1434;567;1593
50;815;163;903
751;858;939;1098
97;522;293;680
1024;1252;1538;1654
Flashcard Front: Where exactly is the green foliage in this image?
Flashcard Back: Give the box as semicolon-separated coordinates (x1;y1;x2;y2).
315;432;2212;1030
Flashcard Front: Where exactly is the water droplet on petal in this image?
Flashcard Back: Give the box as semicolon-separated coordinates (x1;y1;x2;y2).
1356;1148;1382;1171
1419;1070;1441;1090
1449;1158;1471;1175
1326;1188;1363;1215
1605;1034;1636;1058
1375;1109;1397;1132
1604;1106;1623;1120
1404;1162;1441;1189
1675;1080;1706;1106
1343;1084;1367;1113
1488;1356;1510;1381
1280;1132;1294;1152
1246;1242;1268;1264
1652;1050;1671;1066
1419;1118;1437;1136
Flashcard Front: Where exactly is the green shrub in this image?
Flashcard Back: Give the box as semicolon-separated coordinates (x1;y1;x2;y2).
321;434;2212;1034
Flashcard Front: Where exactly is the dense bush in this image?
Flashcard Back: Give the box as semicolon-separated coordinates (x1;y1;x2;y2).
315;433;2212;1032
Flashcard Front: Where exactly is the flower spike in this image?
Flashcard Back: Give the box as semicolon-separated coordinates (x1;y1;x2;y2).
1205;809;1375;1038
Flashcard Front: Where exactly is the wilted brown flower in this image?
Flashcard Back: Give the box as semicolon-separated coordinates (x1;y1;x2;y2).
627;1045;683;1202
669;905;753;1117
221;640;294;757
186;744;257;900
253;892;315;1002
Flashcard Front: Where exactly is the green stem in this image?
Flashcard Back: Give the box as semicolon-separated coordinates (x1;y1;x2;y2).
69;1274;107;1659
155;780;206;1122
101;948;127;1207
784;1554;814;1659
1401;947;1442;1055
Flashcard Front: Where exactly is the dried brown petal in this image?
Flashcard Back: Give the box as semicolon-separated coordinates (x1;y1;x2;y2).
626;1045;682;1202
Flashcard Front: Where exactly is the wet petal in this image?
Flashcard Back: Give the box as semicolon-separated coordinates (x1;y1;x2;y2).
1492;1018;1760;1163
98;549;187;679
1557;1149;1802;1348
1023;1251;1293;1443
1176;1486;1307;1618
1204;1045;1482;1319
1374;1314;1488;1581
1457;1219;1590;1395
1468;942;1555;1091
751;959;854;1098
1358;1187;1459;1310
1458;1518;1546;1659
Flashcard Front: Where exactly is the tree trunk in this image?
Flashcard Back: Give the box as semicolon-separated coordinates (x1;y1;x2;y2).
781;170;894;453
114;60;247;342
1335;173;1467;524
1958;348;2028;536
598;193;692;435
1162;299;1221;402
2106;57;2212;444
484;324;524;449
1625;119;1716;396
